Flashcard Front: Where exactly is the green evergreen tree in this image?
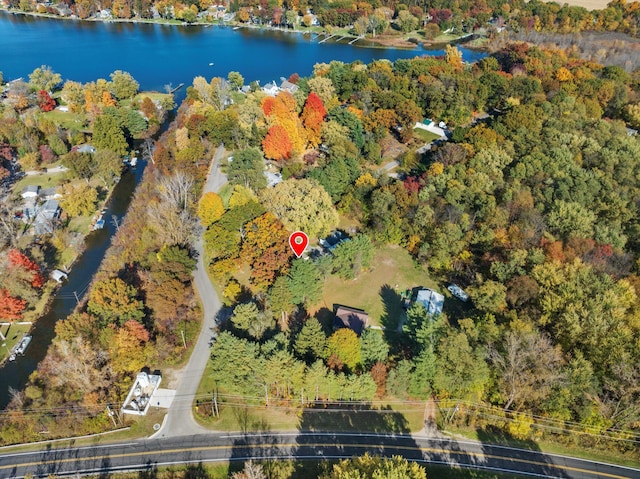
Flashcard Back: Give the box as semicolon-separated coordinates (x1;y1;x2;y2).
287;259;323;307
293;317;327;361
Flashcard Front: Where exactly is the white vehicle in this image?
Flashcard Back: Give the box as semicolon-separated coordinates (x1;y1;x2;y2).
448;284;469;302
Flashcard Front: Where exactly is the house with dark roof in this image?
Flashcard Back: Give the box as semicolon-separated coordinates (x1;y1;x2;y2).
319;230;349;253
334;305;369;336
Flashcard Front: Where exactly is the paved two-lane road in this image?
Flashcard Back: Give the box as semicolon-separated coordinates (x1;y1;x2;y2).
0;432;638;479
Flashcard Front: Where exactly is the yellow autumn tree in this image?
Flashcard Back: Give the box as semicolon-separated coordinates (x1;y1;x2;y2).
198;192;225;227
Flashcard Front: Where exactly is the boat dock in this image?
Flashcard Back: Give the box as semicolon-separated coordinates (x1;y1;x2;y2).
318;34;335;44
169;83;185;93
8;334;32;361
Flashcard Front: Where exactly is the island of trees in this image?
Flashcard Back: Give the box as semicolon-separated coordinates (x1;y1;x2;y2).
1;39;640;471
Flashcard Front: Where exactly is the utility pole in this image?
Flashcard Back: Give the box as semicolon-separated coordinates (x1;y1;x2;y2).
213;390;219;418
264;383;269;407
181;329;187;350
106;405;117;428
73;291;80;305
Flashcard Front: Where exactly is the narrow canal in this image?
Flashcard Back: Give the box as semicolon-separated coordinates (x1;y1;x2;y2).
0;161;147;408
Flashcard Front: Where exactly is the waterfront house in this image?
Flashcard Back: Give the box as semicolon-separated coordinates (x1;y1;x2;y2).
279;78;299;94
262;81;280;96
75;144;96;154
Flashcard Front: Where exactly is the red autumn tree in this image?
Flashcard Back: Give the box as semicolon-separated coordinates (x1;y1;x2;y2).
8;249;44;288
288;73;300;84
37;90;56;112
262;124;293;162
0;289;27;320
301;92;327;147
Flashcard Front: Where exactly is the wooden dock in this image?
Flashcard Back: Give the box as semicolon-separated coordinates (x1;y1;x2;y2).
318;34;335;44
170;83;185;93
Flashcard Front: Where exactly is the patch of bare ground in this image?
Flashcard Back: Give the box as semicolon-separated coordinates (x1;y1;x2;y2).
157;365;184;389
489;30;640;70
555;0;609;9
380;135;408;160
368;34;419;48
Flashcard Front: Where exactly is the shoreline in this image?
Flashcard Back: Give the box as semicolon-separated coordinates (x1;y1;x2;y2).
0;7;484;51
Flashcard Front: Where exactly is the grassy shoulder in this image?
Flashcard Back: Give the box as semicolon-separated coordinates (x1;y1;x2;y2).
194;359;425;433
93;461;525;479
443;425;640;469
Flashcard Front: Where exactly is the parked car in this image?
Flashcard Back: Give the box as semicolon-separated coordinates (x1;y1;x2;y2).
447;284;469;302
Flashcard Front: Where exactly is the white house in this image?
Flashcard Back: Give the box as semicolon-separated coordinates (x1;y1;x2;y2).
21;185;40;199
262;81;280;96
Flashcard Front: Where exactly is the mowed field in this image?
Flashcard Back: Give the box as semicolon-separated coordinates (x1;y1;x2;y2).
314;245;438;328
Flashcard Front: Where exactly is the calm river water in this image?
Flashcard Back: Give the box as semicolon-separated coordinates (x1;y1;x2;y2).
0;11;486;91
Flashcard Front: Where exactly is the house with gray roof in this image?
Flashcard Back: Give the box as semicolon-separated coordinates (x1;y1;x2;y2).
416;288;444;316
21;185;40;199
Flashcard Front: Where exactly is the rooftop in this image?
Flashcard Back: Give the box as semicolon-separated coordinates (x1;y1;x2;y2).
121;372;162;416
334;305;369;336
416;288;444;316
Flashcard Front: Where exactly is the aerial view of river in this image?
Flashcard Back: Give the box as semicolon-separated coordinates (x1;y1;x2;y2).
0;11;486;91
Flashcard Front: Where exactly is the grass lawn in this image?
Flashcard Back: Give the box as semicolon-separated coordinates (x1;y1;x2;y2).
119;91;174;109
217;182;234;207
39;110;88;130
13;170;68;193
413;127;441;143
0;323;32;363
67;214;93;234
314;244;437;329
22;281;58;323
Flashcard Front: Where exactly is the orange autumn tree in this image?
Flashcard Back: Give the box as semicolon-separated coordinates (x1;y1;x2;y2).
262;91;306;159
263;124;293;161
0;289;27;320
261;96;276;117
301;92;327;147
8;249;44;288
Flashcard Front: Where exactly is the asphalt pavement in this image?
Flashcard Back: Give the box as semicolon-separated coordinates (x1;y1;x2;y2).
1;432;638;479
157;144;227;438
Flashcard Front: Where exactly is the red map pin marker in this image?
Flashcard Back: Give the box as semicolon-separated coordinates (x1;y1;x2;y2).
289;231;309;258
